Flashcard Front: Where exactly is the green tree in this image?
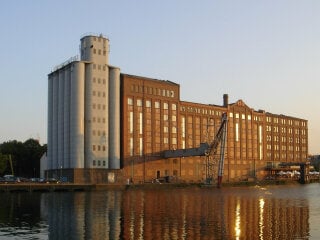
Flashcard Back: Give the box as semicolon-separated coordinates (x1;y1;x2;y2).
0;139;47;178
0;153;9;175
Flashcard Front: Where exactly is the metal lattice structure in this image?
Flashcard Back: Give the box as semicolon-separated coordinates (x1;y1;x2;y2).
164;113;228;187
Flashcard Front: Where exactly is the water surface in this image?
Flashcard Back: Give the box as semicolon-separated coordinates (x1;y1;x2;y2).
1;183;320;239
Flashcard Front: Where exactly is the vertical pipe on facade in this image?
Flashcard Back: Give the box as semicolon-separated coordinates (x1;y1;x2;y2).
64;68;71;168
47;75;53;170
103;66;109;168
109;67;121;169
52;73;59;169
58;70;64;170
84;63;93;168
70;62;85;168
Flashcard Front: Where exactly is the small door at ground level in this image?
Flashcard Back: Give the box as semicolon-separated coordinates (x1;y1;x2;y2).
156;170;160;179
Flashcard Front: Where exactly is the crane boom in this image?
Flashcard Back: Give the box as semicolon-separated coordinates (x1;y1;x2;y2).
216;114;227;188
163;113;228;187
205;113;227;156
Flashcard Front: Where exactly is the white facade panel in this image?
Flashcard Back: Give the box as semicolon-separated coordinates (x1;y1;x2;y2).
70;62;85;168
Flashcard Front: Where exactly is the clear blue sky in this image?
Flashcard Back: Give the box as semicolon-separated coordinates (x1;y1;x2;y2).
0;1;319;154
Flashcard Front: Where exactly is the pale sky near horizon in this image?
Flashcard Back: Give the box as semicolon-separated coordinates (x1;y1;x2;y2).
0;1;319;154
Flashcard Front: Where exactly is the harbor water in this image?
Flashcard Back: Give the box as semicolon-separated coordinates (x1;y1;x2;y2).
0;183;320;239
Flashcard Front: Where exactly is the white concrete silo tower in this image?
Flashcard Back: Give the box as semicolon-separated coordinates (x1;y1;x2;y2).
47;34;121;180
80;34;120;169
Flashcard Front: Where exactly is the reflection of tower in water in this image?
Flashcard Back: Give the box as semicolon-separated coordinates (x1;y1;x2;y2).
41;191;122;240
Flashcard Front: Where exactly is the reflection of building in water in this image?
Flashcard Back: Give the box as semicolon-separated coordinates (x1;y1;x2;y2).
41;191;122;240
121;189;310;239
224;194;309;239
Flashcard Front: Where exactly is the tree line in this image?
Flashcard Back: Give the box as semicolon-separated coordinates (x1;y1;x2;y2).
0;139;47;178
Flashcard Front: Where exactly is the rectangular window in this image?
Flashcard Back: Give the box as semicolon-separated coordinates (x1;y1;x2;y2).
172;137;177;144
235;123;239;142
172;103;177;110
181;116;185;137
172;127;177;133
129;112;133;134
130;138;133;156
139;113;143;134
155;101;160;108
259;125;262;144
146;100;151;108
128;98;133;105
259;125;263;160
139;138;143;156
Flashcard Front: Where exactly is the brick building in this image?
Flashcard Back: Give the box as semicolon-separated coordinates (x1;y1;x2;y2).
121;74;308;183
46;34;308;183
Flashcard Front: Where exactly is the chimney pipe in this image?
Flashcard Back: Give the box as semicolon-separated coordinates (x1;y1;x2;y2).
223;94;229;107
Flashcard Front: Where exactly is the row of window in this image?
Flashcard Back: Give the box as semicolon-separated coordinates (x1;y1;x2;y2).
130;84;175;98
93;77;106;84
128;98;177;110
92;103;106;110
92;145;106;151
92;90;106;98
180;106;222;116
92;160;106;167
92;48;107;56
92;129;106;136
91;36;107;43
266;135;306;143
92;117;106;124
266;117;306;126
266;144;305;151
92;64;106;71
266;126;306;135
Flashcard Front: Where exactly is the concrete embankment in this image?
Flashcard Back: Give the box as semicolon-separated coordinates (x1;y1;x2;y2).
0;179;317;193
